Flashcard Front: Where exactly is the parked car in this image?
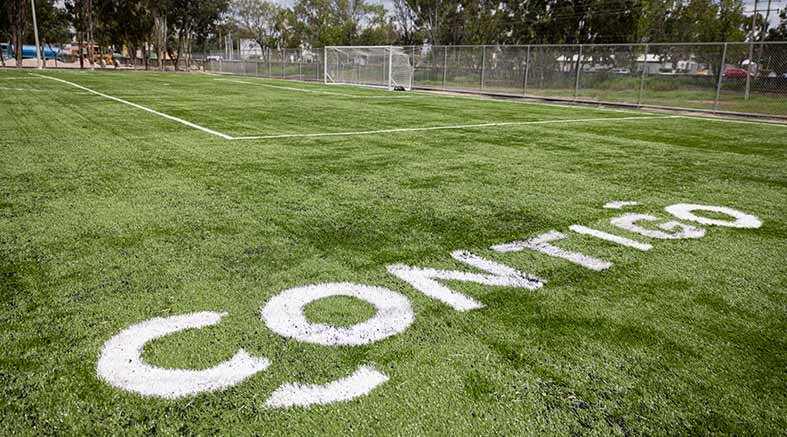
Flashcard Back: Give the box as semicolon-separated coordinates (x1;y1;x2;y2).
610;68;631;74
723;68;751;78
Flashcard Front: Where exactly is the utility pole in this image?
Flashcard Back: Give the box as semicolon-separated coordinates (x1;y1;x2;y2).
745;0;758;99
30;0;42;69
87;0;95;70
756;0;773;77
761;0;773;43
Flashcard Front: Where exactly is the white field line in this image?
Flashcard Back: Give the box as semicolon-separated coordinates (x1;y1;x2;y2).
31;73;234;139
1;86;41;92
212;77;414;98
674;114;787;128
0;85;90;94
230;115;683;140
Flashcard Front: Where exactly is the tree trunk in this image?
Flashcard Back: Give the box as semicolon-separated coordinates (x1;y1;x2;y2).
175;29;184;70
128;43;135;69
42;40;47;67
47;42;57;67
15;32;23;67
143;43;149;70
0;46;5;67
87;0;95;70
79;34;85;69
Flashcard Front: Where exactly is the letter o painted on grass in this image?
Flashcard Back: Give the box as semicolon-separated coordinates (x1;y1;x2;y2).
665;204;762;229
262;282;414;346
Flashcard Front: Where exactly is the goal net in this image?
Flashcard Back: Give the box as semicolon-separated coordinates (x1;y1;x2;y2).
324;46;413;90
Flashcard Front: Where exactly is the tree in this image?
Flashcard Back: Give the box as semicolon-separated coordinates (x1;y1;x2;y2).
292;0;392;47
32;0;70;67
159;0;228;69
396;0;454;45
5;0;30;66
291;0;340;47
0;0;8;66
391;0;421;45
356;4;395;45
65;0;92;68
232;0;283;50
94;0;154;68
766;9;787;41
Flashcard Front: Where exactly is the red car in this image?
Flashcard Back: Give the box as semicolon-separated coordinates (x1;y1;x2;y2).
723;68;751;77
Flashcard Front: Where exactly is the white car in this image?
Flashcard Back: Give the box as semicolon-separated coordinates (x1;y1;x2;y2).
611;68;631;74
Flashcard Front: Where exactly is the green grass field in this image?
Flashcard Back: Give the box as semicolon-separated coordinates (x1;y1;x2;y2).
2;68;786;435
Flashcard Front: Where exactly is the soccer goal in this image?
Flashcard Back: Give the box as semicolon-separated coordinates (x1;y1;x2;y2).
324;46;413;91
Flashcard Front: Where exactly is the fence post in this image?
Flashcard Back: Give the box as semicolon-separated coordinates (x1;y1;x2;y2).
388;45;394;89
523;45;531;95
714;42;728;113
745;40;754;100
480;45;486;90
323;47;328;83
255;60;258;77
638;44;649;106
442;46;448;90
411;46;417;88
574;44;583;101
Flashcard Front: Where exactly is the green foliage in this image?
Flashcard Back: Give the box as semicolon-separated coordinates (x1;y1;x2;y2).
290;0;393;47
768;9;787;41
398;0;752;45
230;0;285;49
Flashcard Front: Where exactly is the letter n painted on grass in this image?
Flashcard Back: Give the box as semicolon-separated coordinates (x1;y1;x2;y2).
387;250;544;312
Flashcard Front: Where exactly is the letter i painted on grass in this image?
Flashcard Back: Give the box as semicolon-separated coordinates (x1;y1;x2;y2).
492;230;613;271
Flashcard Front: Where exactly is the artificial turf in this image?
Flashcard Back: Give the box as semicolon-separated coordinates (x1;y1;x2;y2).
1;68;786;435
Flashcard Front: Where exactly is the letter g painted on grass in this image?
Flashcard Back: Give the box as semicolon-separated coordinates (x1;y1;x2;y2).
97;312;270;398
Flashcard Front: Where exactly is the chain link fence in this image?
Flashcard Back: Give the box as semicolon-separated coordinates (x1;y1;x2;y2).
201;48;324;82
410;42;787;117
9;41;783;117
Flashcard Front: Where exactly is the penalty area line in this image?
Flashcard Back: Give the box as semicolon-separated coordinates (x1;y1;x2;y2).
31;73;235;140
211;76;414;99
230;115;683;141
674;114;787;128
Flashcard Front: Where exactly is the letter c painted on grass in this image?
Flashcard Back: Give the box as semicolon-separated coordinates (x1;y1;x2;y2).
97;312;270;398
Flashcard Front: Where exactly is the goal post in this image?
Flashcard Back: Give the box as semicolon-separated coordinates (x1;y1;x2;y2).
324;46;413;90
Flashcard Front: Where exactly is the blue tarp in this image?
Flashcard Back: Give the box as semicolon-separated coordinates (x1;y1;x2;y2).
2;44;64;61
